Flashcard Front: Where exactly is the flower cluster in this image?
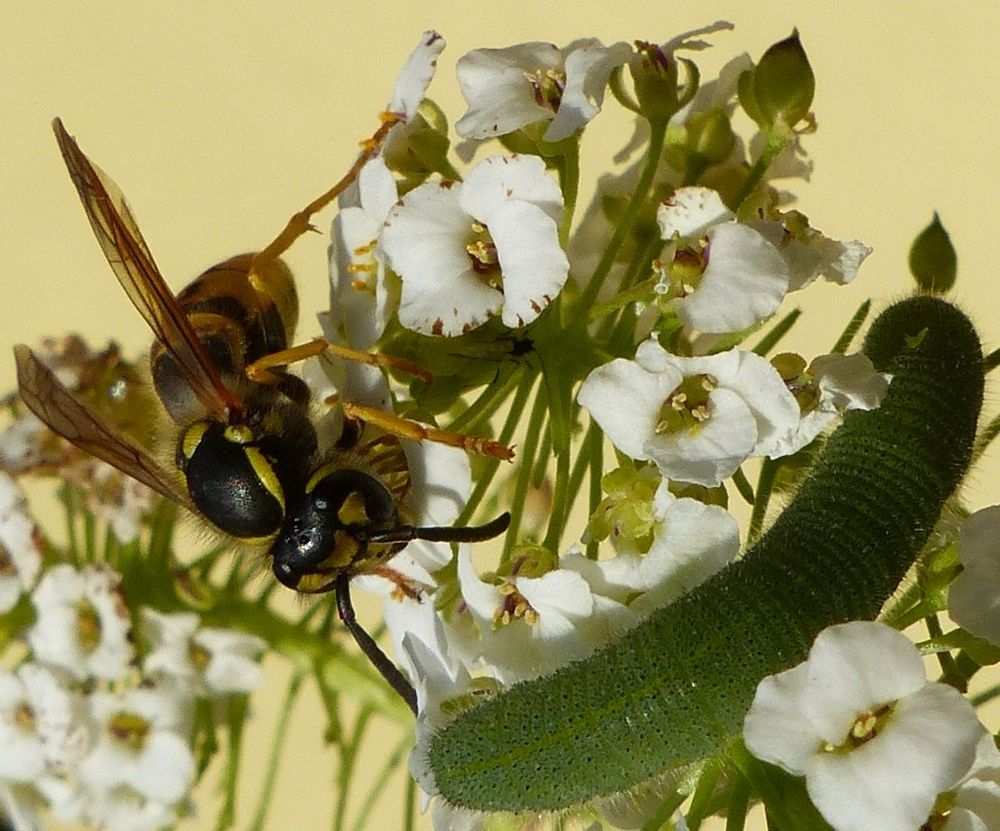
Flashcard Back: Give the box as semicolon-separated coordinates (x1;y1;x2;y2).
4;24;999;831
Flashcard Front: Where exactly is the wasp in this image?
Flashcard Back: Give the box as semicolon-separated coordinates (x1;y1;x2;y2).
15;118;512;713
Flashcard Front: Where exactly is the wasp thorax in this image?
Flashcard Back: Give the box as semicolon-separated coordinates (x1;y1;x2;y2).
270;468;398;591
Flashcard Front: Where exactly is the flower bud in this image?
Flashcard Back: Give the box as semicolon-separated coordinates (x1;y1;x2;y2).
738;30;814;133
909;213;957;293
629;41;699;124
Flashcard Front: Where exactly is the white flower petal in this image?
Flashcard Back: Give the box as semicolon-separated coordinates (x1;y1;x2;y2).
676;222;789;333
460;154;563;227
455;43;562;139
388;31;446;120
950;506;1000;643
578;358;682;460
544;39;631;142
657;186;734;239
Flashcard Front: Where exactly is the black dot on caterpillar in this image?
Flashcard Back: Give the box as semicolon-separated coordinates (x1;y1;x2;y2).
425;295;985;812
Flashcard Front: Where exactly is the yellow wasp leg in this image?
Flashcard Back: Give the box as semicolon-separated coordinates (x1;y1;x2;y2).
248;111;403;282
245;338;432;385
342;402;515;461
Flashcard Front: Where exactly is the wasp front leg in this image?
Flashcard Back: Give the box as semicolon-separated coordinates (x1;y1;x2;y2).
245;338;432;386
249;112;403;281
342;402;515;461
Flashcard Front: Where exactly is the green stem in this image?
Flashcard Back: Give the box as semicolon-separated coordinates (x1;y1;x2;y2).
832;299;872;354
446;366;523;435
970;682;1000;708
731;467;755;506
983;346;1000;373
589;276;660;325
751;308;801;356
586;423;604;560
972;411;1000;466
334;705;375;831
571;119;668;322
542;432;571;552
556;141;580;247
725;773;751;831
403;774;416;831
456;372;537;526
747;458;779;544
926;614;963;688
215;694;249;831
685;761;723;830
349;732;411;831
732;131;788;207
248;670;304;831
503;384;549;561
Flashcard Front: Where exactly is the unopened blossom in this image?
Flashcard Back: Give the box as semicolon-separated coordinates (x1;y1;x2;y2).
579;339;800;486
79;686;194;807
455;39;631;143
28;564;134;681
949;505;1000;644
381;154;568;335
0;471;42;612
744;622;983;831
142;609;266;697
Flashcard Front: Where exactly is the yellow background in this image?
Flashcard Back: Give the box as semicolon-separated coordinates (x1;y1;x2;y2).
2;2;999;830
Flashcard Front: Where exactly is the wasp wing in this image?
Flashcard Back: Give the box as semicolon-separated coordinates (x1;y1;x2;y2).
52;118;241;421
14;344;196;511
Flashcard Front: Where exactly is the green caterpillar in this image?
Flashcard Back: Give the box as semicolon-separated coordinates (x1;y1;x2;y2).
426;295;984;811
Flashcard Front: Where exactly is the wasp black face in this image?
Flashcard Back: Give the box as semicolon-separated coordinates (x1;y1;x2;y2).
270;468;398;591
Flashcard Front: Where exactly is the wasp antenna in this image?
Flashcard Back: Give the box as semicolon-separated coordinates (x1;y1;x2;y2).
366;512;511;546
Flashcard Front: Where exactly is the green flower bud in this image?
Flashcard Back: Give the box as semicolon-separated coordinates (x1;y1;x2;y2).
738;30;814;133
909;213;957;293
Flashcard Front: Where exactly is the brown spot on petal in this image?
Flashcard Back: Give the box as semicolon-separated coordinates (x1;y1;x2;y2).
440;180;456;190
432;319;444;336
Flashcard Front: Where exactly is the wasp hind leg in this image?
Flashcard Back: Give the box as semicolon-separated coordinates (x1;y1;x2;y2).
341;402;515;461
245;338;432;386
248;112;403;282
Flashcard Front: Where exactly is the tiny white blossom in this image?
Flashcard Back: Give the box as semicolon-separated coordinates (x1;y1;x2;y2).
85;463;154;544
81;784;180;831
744;622;983;831
456;546;598;682
0;472;42;613
455;39;631;143
770;351;891;455
949;506;1000;644
28;564;134;681
656;187;790;333
565;479;739;616
381;154;569;335
142;608;267;696
328;156;401;349
579;340;800;486
752;211;872;291
928;731;1000;830
79;686;194;807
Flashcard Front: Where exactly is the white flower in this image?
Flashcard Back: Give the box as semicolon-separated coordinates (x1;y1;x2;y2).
751;210;872;291
579;340;800;486
949;506;1000;643
656;187;790;333
770;351;891;455
28;564;134;681
380;154;569;335
455;546;604;682
84;463;154;544
328;156;401;350
79;686;194;807
81;784;180;831
565;478;739;616
141;609;267;696
0;472;42;613
744;622;983;831
455;39;631;143
930;731;1000;830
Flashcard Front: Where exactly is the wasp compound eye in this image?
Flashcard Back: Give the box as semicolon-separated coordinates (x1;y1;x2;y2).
179;421;284;539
